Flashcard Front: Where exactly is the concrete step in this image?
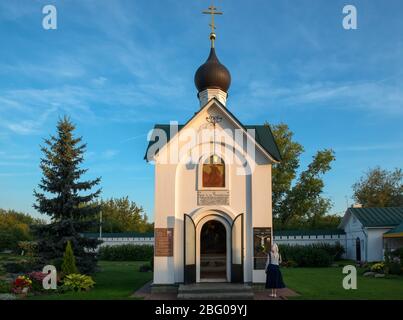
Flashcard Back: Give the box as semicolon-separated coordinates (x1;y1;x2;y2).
178;292;254;300
178;283;254;300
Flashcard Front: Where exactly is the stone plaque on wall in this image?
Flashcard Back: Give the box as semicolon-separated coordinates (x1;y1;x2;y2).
155;228;174;257
253;227;272;270
197;190;230;206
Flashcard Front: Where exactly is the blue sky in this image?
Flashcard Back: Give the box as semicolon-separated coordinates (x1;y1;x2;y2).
0;0;402;221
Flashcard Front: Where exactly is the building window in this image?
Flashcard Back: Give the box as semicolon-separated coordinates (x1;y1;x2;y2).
203;155;225;188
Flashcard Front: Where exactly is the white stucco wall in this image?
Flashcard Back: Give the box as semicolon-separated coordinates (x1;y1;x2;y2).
367;228;392;262
343;213;366;261
152;100;274;284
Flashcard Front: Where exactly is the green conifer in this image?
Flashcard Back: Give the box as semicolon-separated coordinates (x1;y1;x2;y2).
61;240;78;275
33;117;101;273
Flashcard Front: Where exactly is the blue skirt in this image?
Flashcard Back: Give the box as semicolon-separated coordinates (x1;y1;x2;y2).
265;264;285;289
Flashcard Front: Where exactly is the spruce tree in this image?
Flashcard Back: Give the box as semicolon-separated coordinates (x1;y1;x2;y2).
33;116;101;274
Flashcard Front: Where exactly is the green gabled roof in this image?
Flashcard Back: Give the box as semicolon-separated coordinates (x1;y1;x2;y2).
83;232;154;239
274;229;345;237
384;221;403;236
144;124;281;162
144;98;281;162
347;207;403;228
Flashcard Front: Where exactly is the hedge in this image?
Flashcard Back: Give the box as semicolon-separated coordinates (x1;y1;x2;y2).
98;245;153;261
278;243;345;267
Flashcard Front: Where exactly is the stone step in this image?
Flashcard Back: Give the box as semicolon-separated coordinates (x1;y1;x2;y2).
178;291;254;300
178;283;254;299
200;266;226;272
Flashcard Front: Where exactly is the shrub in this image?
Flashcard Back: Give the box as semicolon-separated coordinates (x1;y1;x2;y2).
98;245;153;261
278;244;334;267
370;262;385;273
4;261;35;274
18;241;37;257
150;255;154;271
62;274;95;292
315;243;345;261
390;248;403;260
28;271;48;293
139;263;152;272
281;260;298;268
61;241;78;275
384;249;402;275
0;279;11;293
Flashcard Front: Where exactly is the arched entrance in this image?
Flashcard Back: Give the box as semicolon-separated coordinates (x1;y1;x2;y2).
356;237;361;261
200;220;227;280
183;211;244;284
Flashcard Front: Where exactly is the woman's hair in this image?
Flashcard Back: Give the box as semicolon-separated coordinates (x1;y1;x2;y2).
271;243;280;260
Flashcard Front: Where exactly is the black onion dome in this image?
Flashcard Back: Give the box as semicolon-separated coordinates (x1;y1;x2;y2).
194;47;231;93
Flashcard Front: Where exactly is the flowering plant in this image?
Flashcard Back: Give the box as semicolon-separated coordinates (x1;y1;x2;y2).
12;275;32;294
28;272;48;292
28;271;47;282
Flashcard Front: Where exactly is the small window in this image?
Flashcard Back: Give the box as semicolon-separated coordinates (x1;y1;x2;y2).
203;155;225;188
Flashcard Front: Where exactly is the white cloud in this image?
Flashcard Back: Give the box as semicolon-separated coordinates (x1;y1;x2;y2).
101;149;119;159
234;78;403;116
334;143;403;152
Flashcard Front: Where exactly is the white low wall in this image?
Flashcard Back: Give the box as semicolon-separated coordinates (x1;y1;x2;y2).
99;237;154;247
97;234;346;248
274;234;346;246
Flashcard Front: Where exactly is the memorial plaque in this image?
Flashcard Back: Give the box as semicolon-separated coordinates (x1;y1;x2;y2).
155;228;174;257
197;190;230;206
253;227;272;270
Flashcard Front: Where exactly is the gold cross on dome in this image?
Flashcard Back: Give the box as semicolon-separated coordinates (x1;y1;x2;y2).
202;3;223;47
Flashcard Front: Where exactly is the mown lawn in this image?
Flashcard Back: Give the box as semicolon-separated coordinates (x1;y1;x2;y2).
28;261;152;300
282;267;403;300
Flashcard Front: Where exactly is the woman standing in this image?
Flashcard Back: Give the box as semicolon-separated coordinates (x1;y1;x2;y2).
265;243;285;298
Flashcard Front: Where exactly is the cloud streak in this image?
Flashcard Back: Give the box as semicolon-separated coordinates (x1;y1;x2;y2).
234;78;403;116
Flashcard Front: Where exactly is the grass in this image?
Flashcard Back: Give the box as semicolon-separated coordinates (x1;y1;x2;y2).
282;266;403;300
3;253;403;300
28;261;152;300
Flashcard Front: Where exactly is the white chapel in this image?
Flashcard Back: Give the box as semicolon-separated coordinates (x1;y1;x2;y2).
145;10;281;286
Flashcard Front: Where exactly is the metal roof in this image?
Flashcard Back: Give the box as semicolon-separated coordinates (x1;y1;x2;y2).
346;207;403;228
384;221;403;238
144;123;281;162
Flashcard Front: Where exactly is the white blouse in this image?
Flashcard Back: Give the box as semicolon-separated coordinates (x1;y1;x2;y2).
265;252;282;269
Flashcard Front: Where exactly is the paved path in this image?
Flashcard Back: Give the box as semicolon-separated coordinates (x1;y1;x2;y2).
133;281;299;300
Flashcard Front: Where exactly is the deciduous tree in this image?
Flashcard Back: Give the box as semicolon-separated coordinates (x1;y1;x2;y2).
268;123;336;229
352;167;403;207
